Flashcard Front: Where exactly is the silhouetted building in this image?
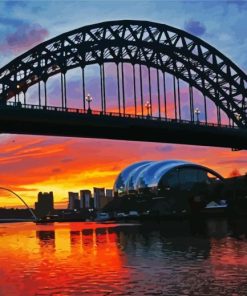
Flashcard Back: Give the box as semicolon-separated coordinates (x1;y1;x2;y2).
68;192;80;210
93;187;107;210
221;175;247;215
106;189;113;199
35;192;54;218
105;189;114;208
80;190;92;209
0;208;33;219
113;160;224;215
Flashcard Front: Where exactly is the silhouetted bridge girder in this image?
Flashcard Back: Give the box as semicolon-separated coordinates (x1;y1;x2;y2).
0;103;246;150
0;19;247;148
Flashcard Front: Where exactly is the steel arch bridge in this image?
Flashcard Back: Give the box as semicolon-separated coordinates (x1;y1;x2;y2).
0;20;247;149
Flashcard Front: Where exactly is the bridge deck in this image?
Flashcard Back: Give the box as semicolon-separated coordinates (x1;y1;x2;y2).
0;103;246;149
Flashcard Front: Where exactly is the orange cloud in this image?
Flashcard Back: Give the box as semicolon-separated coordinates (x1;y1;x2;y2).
0;133;246;209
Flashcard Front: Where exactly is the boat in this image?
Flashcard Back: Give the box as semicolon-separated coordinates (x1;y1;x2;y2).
95;212;110;222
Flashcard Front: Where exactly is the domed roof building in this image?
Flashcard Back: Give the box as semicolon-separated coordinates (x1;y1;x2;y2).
114;160;223;196
113;160;224;216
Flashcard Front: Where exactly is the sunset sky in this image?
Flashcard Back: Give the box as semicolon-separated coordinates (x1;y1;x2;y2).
0;0;247;208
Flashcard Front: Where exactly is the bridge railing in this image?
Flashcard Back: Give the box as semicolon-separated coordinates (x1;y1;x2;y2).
0;101;239;129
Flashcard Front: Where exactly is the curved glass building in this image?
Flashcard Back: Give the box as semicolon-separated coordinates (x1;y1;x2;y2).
114;160;223;197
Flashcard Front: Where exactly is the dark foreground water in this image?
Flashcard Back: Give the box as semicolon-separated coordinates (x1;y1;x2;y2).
0;219;247;296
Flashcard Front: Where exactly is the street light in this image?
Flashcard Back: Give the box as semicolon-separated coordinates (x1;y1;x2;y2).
235;113;241;121
16;84;20;103
235;113;245;126
145;101;151;117
194;107;200;122
85;93;92;113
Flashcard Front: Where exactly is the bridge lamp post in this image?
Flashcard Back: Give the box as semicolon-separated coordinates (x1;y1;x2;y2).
85;93;93;114
235;113;241;121
194;108;200;123
145;101;151;118
16;84;20;103
235;113;244;126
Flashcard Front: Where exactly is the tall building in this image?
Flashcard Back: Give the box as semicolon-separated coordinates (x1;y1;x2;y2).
105;189;113;199
93;187;107;210
68;192;80;210
79;190;92;209
105;189;114;206
35;192;54;218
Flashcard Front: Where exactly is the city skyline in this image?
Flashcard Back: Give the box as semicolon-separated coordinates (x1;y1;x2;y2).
0;0;247;208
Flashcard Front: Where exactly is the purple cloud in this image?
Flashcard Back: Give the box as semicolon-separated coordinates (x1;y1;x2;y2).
61;157;74;163
51;168;62;174
4;1;28;9
0;22;48;54
184;20;206;37
156;145;175;152
227;0;247;8
0;17;26;28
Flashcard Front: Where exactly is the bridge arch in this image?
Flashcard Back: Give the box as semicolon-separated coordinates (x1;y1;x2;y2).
0;187;37;220
0;20;246;126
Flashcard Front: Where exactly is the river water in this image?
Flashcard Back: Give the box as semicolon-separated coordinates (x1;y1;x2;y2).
0;219;246;296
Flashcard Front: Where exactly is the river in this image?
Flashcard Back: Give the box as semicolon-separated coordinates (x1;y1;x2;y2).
0;218;246;295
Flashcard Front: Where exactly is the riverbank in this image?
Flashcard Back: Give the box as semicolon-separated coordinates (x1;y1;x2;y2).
33;210;247;224
0;218;34;223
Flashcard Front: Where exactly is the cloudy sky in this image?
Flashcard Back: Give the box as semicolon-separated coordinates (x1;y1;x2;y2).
0;0;247;208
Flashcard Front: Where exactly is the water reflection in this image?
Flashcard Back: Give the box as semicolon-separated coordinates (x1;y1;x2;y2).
0;219;246;295
228;218;247;240
36;230;56;253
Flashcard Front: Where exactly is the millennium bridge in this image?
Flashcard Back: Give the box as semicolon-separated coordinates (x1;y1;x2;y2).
0;20;247;149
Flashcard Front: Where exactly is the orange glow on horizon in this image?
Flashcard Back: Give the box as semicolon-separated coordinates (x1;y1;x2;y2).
0;133;246;209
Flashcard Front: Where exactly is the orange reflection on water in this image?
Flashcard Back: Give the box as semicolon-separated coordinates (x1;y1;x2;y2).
0;222;129;296
209;237;247;287
211;238;247;266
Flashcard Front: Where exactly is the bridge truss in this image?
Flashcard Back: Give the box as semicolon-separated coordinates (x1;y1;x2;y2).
0;20;246;148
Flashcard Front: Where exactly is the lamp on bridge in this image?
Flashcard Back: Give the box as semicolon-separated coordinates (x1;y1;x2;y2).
85;93;93;114
235;113;244;126
194;107;200;123
145;101;151;118
16;84;21;105
235;113;241;121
